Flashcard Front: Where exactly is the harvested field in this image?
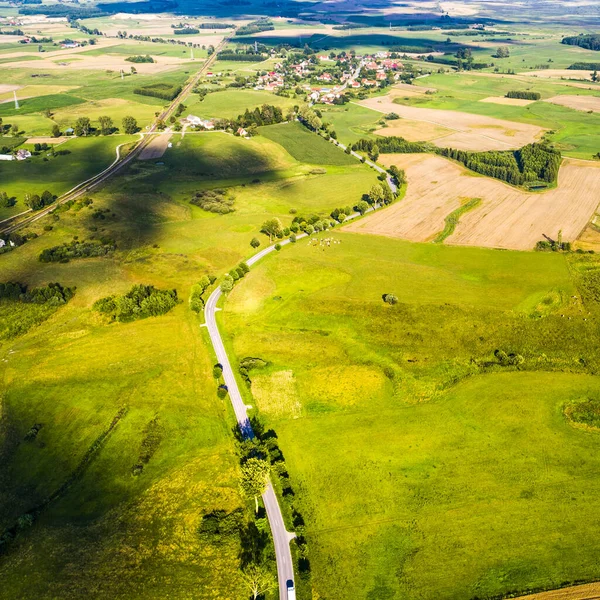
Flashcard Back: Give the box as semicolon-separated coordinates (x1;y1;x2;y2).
0;84;21;94
374;120;453;142
521;69;595;81
388;82;437;98
344;153;600;250
138;133;172;160
25;136;69;145
546;94;600;113
0;85;78;103
516;582;600;600
357;96;545;151
481;96;536;106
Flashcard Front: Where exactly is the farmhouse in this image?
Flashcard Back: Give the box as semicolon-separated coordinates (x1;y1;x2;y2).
16;149;31;160
185;115;214;129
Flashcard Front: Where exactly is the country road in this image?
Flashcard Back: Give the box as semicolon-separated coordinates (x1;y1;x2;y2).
0;34;231;237
203;236;302;600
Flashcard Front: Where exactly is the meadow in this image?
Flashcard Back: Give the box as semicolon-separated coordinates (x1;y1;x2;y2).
223;232;600;600
0;128;377;597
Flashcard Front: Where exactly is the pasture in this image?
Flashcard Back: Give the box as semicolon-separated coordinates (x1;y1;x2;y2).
223;231;600;600
345;153;600;250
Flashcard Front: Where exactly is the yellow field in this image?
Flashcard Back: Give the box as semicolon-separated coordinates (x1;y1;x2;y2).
344;153;600;250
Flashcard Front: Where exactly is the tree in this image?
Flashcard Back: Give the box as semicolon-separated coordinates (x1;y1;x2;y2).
0;191;15;208
260;218;283;242
496;46;510;58
240;563;276;600
250;237;260;248
25;194;42;210
383;293;398;305
130;66;137;74
51;124;61;138
220;275;234;293
98;115;113;136
74;117;91;137
11;123;19;137
593;70;599;82
368;184;385;206
356;200;369;215
240;458;270;513
122;116;138;134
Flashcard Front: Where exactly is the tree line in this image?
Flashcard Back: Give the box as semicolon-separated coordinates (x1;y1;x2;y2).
39;238;116;263
133;83;182;101
506;90;541;100
562;34;600;51
0;281;75;305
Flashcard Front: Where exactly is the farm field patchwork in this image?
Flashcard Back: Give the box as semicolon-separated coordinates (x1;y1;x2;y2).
345;153;600;250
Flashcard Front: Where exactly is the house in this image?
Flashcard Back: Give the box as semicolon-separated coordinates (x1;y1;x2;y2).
237;127;249;137
376;71;387;81
317;72;333;82
65;127;74;135
309;91;320;102
0;154;14;161
16;149;31;160
186;115;214;129
60;42;79;49
0;239;5;248
361;79;376;87
365;61;378;70
350;80;361;88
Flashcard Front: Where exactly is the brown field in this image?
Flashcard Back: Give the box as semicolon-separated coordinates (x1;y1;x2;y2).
546;94;600;112
25;136;69;144
357;96;545;151
0;84;20;94
520;69;595;81
480;96;536;106
374;120;453;142
389;82;438;97
138;133;172;160
516;582;600;600
344;153;600;250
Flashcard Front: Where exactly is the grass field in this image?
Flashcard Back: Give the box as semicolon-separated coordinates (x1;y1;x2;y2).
259;122;358;165
223;231;600;600
186;89;297;120
0;135;137;219
0;127;378;597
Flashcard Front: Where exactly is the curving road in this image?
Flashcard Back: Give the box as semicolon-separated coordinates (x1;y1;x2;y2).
203;237;301;600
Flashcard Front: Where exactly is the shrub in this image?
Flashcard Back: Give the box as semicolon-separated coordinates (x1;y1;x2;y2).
93;284;178;322
190;189;235;214
274;243;282;251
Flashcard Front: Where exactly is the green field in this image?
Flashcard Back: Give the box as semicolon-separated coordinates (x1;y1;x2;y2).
0;131;377;597
186;89;296;119
0;136;137;219
82;42;207;58
223;232;600;599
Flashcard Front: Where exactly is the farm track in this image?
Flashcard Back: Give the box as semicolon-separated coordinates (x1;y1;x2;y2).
0;34;231;237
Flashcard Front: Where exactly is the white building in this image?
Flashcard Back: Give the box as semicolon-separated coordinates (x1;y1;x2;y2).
0;154;14;161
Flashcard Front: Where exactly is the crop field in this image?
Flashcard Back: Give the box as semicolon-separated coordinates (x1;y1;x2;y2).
223;231;600;600
360;93;547;151
345;153;600;250
546;95;600;113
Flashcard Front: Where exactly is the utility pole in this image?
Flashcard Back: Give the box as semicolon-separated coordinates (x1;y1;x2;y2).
13;90;19;110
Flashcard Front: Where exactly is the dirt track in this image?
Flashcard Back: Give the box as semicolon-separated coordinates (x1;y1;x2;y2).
358;96;545;151
343;153;600;250
138;133;172;160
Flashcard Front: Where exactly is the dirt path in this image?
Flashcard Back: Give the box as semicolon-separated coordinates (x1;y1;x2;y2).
358;96;545;151
343;153;600;250
138;133;172;160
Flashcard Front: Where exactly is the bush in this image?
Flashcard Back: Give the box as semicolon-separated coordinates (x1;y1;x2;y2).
39;239;116;263
274;243;282;251
190;189;235;214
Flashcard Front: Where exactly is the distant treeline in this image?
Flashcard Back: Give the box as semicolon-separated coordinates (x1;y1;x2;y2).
173;28;199;34
427;55;490;69
506;90;541;100
235;19;274;36
18;5;105;17
217;52;265;61
562;34;600;51
133;83;181;101
390;44;435;54
125;54;155;63
0;281;75;305
569;62;600;70
0;29;24;35
354;136;561;186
